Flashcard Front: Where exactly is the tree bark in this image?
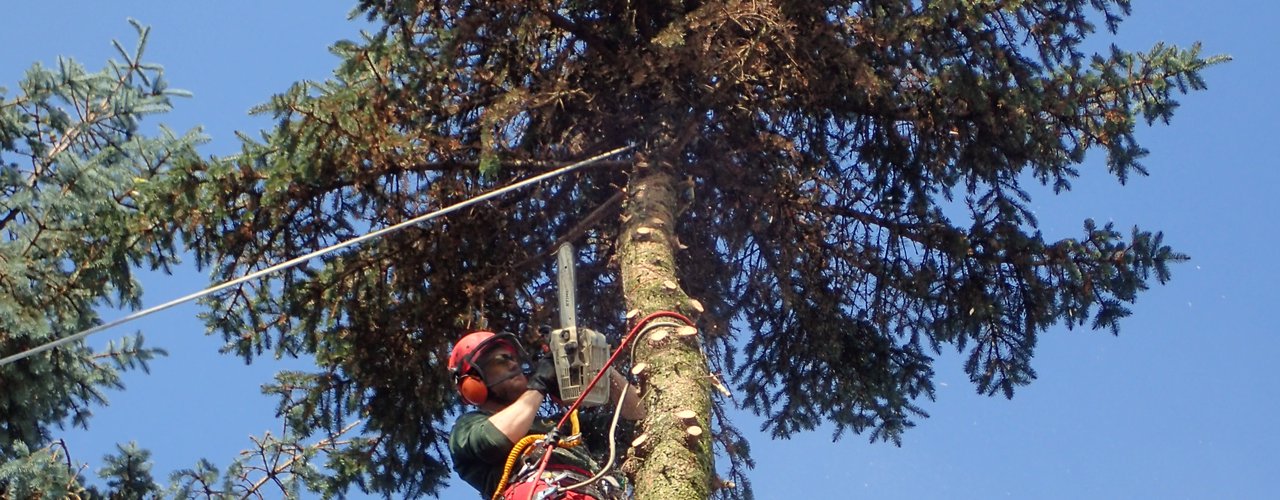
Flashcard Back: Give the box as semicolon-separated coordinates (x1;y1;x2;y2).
618;165;713;500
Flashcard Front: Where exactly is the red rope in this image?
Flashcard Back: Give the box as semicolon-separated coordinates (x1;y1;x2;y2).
527;447;553;500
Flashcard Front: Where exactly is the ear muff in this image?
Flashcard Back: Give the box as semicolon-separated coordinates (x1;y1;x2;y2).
457;373;489;406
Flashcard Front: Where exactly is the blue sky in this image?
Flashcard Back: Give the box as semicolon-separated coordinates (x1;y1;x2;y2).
2;1;1277;499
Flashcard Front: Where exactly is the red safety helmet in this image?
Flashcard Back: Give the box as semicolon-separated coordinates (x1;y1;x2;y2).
449;331;525;405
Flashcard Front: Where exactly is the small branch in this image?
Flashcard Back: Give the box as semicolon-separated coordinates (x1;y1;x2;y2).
0;208;20;234
55;439;73;470
92;348;144;361
242;420;363;497
477;187;626;292
534;7;619;60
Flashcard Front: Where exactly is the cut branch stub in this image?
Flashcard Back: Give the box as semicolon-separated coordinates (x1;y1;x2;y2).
626;308;641;319
674;409;697;422
686;299;704;313
662;280;678;290
631;362;649;377
648;329;669;343
675;325;698;338
710;373;733;398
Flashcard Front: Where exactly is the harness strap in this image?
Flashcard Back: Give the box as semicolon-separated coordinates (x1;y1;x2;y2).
502;464;623;500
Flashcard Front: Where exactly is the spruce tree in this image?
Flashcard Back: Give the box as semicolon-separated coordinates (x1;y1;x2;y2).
166;1;1224;498
0;21;202;498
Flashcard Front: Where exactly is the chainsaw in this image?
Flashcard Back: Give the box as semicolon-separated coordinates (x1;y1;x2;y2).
547;242;611;408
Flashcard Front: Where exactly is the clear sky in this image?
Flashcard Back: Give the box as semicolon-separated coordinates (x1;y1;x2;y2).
3;1;1277;499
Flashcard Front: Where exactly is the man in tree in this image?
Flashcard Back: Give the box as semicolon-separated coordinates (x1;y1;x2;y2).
448;330;646;499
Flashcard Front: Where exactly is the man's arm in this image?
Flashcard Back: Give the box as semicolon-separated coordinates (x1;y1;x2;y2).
487;389;544;443
487;356;562;443
609;368;646;420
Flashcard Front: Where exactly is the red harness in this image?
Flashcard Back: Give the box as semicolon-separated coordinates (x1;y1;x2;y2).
500;464;622;500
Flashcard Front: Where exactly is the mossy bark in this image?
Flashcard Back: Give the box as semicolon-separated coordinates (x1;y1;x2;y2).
618;166;713;500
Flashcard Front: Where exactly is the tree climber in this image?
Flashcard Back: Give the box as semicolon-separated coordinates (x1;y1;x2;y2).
448;331;646;500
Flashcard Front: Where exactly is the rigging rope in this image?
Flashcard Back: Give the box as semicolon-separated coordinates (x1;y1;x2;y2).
0;145;634;367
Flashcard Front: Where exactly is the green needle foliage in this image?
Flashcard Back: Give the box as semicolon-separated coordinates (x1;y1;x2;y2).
0;21;202;497
165;1;1223;498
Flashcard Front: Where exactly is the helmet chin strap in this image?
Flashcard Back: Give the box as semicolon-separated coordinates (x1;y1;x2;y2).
479;370;527;406
484;370;524;389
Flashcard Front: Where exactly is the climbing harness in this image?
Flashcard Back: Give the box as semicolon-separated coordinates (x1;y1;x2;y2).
491;410;586;500
503;464;623;500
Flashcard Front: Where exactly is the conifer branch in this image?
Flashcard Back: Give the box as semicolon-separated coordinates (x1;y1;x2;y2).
466;187;626;306
0;208;19;233
534;8;619;60
241;420;363;498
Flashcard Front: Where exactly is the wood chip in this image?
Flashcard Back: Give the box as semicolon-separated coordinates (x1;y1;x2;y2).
676;325;698;337
710;373;733;398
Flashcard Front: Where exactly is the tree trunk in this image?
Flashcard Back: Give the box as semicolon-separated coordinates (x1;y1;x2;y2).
618;165;713;500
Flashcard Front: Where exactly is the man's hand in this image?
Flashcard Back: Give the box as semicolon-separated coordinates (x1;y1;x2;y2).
525;357;560;396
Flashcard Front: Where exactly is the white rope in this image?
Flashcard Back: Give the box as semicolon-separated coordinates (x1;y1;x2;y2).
0;145;633;367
